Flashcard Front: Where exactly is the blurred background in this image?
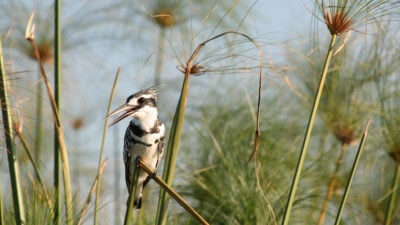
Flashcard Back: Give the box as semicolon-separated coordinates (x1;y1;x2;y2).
1;0;399;224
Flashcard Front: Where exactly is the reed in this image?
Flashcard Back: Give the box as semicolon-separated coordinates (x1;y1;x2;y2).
334;120;371;225
0;36;26;225
93;68;121;225
54;1;62;223
156;31;263;225
26;13;73;225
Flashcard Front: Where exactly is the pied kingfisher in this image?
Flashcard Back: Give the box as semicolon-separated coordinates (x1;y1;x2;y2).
106;87;165;209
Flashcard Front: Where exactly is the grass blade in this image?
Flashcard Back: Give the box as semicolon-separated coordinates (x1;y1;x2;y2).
94;67;121;225
0;36;26;225
334;120;371;225
54;1;62;223
14;128;53;215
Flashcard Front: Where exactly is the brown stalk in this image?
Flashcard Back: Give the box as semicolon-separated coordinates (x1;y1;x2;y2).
138;158;209;225
25;13;73;223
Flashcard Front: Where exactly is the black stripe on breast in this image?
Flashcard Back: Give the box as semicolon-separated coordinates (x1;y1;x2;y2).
129;120;161;137
129;122;147;137
124;129;152;147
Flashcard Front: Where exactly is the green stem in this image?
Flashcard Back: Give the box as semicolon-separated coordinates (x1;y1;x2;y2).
123;158;141;225
281;34;337;225
15;131;53;214
54;0;62;224
334;120;371;225
94;68;120;225
156;70;191;225
27;28;72;225
113;128;122;225
34;78;42;177
383;164;400;225
0;37;26;225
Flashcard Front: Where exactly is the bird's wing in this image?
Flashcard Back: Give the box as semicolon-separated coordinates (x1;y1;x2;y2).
123;149;132;191
155;123;165;170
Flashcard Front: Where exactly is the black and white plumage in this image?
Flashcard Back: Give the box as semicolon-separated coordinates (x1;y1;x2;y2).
106;87;165;209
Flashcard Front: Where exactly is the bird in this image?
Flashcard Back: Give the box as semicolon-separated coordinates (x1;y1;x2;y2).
106;87;165;209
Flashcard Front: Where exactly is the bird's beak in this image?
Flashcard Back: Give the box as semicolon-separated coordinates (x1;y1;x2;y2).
106;103;138;127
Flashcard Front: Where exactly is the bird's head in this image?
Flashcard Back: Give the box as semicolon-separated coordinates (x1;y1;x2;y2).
106;87;159;127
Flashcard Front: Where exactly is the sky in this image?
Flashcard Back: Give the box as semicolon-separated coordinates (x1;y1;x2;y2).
0;0;325;223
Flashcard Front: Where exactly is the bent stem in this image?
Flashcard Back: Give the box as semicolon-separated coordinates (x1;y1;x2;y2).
281;34;337;225
317;143;348;225
334;120;371;225
383;164;400;225
139;159;209;225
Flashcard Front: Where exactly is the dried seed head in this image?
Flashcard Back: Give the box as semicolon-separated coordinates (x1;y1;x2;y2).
28;41;54;64
189;64;205;75
317;0;398;36
324;10;353;35
72;118;85;130
334;127;356;145
153;9;176;28
177;63;205;76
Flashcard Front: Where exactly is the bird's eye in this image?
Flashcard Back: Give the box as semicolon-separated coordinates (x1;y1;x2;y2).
138;97;145;104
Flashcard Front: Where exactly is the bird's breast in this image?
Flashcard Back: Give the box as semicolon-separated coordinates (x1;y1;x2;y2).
124;128;163;169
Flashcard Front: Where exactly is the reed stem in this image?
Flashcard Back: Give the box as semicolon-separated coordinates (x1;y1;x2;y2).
155;68;191;225
54;1;62;223
0;37;26;225
334;120;371;225
139;159;209;225
123;158;141;225
282;34;337;225
94;68;120;225
26;13;73;224
34;78;43;178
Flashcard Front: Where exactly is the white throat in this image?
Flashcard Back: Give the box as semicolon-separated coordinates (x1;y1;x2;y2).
131;106;159;131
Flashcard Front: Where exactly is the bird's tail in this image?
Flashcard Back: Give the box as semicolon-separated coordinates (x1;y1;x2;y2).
126;191;143;209
134;197;143;209
127;173;149;209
